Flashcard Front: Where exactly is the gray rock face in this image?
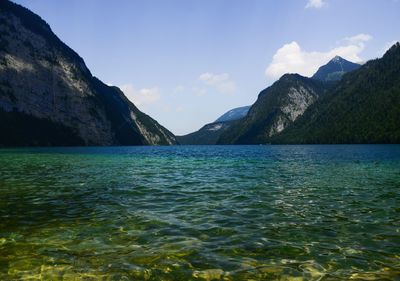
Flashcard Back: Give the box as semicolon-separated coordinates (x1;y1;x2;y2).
0;1;176;146
217;74;329;144
269;85;317;137
0;12;112;144
272;42;400;144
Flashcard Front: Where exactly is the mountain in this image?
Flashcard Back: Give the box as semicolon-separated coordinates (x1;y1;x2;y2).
272;43;400;144
177;106;250;145
215;106;250;122
217;74;332;144
0;0;176;146
177;121;234;145
312;56;361;82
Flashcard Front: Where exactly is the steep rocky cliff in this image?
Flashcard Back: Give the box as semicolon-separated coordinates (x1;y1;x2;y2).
272;43;400;144
217;74;330;144
0;1;176;146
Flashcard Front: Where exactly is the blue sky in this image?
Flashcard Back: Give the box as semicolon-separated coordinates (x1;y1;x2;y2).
14;0;400;135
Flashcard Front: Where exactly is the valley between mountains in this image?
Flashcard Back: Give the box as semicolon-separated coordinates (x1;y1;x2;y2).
1;0;399;146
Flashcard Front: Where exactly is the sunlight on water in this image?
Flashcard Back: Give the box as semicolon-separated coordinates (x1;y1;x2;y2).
0;145;399;280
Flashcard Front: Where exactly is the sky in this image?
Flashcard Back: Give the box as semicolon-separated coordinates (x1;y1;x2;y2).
13;0;400;135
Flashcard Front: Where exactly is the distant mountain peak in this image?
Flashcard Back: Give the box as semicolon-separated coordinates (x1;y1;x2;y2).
274;41;400;144
331;55;343;62
312;56;360;82
177;105;251;145
215;106;250;123
330;55;355;65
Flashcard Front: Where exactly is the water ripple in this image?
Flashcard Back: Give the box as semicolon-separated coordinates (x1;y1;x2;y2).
0;145;399;280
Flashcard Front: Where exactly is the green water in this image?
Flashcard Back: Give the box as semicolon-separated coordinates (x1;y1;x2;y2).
0;145;399;280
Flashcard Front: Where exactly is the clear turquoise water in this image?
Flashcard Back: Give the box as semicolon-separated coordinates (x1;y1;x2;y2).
0;145;399;280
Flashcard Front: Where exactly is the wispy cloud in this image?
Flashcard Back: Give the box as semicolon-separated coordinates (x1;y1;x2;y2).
343;34;373;44
120;84;161;107
305;0;327;9
265;33;372;79
198;72;236;94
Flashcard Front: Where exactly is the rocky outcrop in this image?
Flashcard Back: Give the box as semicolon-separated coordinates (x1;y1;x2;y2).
272;42;400;144
217;74;329;144
216;55;363;145
268;85;317;136
0;1;176;146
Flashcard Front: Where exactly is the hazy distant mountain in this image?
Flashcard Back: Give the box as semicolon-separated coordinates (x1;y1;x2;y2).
177;106;250;145
312;56;360;82
177;121;234;145
0;0;176;146
215;106;250;122
273;43;400;144
217;74;331;144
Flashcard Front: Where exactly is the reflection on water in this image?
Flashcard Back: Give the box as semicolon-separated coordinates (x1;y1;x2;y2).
0;145;400;280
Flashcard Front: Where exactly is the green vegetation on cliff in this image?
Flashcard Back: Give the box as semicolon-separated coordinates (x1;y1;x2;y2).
0;0;176;146
273;43;400;144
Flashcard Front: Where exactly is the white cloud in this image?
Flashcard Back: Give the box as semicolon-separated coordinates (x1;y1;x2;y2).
265;34;372;79
120;84;161;106
198;72;236;94
343;34;373;44
305;0;326;9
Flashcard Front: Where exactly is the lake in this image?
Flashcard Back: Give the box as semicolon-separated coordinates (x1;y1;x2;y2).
0;145;399;280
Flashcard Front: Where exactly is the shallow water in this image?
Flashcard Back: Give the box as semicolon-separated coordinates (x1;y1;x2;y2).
0;145;399;280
